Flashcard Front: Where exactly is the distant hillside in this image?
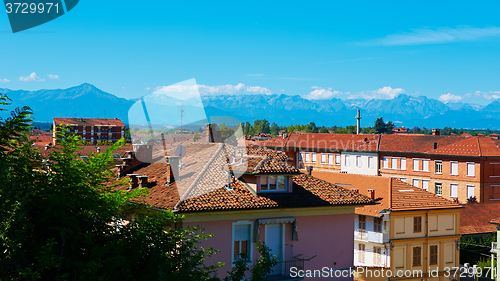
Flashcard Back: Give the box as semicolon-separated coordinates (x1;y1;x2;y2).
1;83;500;129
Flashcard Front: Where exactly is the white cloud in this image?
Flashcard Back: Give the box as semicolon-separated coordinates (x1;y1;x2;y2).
358;26;500;46
465;90;500;100
0;78;9;83
145;87;151;90
154;83;273;96
19;72;44;82
47;74;59;79
348;86;405;100
438;93;463;103
303;86;344;100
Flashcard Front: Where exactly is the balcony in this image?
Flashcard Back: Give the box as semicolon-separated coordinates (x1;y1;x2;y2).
263;259;305;281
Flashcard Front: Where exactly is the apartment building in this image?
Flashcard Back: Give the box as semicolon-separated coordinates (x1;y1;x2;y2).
115;144;375;280
53;117;125;144
312;171;462;281
379;134;500;203
264;133;380;175
264;132;500;204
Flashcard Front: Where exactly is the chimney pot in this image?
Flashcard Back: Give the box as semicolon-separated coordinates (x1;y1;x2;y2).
432;129;441;136
352;188;359;193
306;166;313;176
165;156;180;185
367;189;375;199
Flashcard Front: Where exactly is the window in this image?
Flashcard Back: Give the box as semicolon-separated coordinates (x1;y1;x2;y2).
328;154;334;165
422;159;429;171
383;157;389;168
233;223;251;261
373;247;382;265
467;185;475;198
335;154;341;165
374;217;382;233
401;158;406;170
413;246;422;266
414;216;422;233
422;180;429;191
467;163;475;176
450;184;458;198
268;176;276;190
345;155;350;166
413;159;419;171
435;161;442;174
430;245;438;265
356;156;362;167
451;161;458;175
312;153;316;163
299;153;303;162
321;154;327;164
392;158;398;169
358;244;365;263
358;215;366;231
261;176;287;191
368;157;374;168
413;179;419;187
305;153;310;163
277;176;286;190
435;182;442;195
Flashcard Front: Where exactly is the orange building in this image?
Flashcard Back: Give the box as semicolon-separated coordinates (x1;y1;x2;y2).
53;117;125;144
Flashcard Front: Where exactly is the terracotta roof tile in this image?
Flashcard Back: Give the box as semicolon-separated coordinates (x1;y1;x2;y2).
311;171;390;217
54;117;125;127
264;133;380;152
311;171;461;213
117;144;375;212
390;178;461;211
461;203;500;234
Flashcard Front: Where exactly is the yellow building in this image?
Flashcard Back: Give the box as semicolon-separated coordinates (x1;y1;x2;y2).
385;180;462;281
312;172;462;281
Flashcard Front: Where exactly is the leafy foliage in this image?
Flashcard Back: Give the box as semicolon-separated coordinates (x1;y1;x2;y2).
0;94;283;281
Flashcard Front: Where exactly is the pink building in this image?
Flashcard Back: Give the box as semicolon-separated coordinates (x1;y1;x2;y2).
116;144;374;280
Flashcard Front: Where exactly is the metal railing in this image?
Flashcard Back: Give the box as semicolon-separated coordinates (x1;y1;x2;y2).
263;259;305;281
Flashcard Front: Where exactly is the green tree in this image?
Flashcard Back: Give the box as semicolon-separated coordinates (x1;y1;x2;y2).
0;95;281;281
243;122;253;137
270;122;280;137
374;117;386;134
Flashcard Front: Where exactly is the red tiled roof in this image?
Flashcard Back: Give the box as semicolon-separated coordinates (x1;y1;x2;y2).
311;171;461;214
311;171;390;217
264;133;380;152
53;117;125;127
118;144;375;212
460;203;500;234
177;174;374;212
379;134;467;154
390;178;462;211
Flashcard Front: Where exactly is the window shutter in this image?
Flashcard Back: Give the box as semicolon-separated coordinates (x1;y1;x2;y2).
451;162;458;175
467;163;475;176
413;159;419;171
401;158;406;170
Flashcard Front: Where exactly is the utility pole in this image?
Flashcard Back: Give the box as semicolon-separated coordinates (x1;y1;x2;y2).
356;110;362;134
180;105;184;133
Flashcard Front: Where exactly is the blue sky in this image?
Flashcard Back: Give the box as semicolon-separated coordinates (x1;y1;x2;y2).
1;1;500;105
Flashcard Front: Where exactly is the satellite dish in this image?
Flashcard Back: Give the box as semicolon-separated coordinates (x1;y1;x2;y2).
175;145;186;159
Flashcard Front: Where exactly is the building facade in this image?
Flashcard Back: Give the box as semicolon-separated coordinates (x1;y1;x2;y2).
53;117;125;144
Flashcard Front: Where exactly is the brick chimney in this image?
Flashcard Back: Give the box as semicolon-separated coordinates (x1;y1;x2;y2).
433;142;438;150
165;156;180;185
137;176;149;188
352;188;359;193
128;174;140;189
367;189;375;199
432;129;440;136
96;147;101;153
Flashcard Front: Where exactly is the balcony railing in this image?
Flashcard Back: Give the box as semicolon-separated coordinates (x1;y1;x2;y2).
263;259;305;281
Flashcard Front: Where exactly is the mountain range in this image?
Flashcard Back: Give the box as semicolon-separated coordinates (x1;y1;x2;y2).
1;83;500;129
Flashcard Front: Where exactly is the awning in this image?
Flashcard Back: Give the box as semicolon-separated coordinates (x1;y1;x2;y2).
254;217;298;242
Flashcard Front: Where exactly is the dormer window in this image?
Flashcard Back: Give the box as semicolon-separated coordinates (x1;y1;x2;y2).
260;176;287;192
